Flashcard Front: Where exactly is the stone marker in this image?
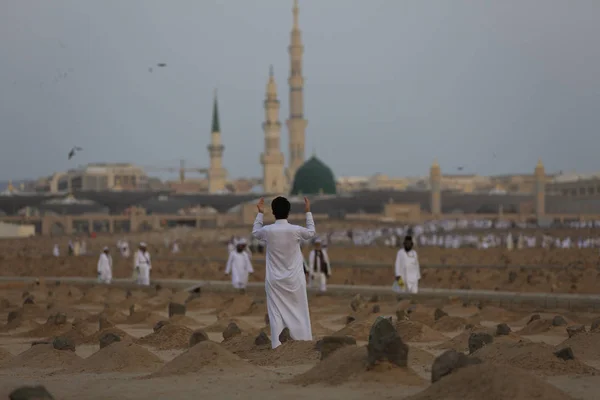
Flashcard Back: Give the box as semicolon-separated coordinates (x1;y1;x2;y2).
508;271;518;284
23;296;35;305
125;289;132;299
367;316;408;367
431;350;483;383
350;294;363;312
552;315;568;327
566;325;586;338
99;332;121;349
496;323;511;336
153;320;170;333
318;335;356;360
345;316;356;325
554;347;575;361
527;314;541;324
168;302;186;318
279;327;292;344
468;332;493;354
255;331;271;346
9;385;54;400
7;310;22;323
371;304;381;314
47;313;67;325
31;341;50;347
52;336;75;352
99;316;114;331
434;308;448;321
189;330;209;347
223;322;242;340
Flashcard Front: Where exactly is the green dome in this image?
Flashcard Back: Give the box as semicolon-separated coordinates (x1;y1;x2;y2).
291;156;337;195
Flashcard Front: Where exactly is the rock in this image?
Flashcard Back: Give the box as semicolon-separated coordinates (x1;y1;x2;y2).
99;332;121;349
554;347;575;361
591;319;600;332
527;314;541;324
279;327;292;344
508;271;518;283
264;313;270;326
566;325;586;338
254;331;271;346
223;322;242;340
366;316;408;367
371;304;381;314
345;316;356;325
434;308;448;321
168;302;186;317
52;336;75;352
189;330;209;347
31;340;50;347
468;332;493;354
23;296;35;305
47;313;67;325
552;316;568;327
495;323;512;336
350;294;363;312
431;350;483;383
98;316;114;331
369;295;379;303
9;385;55;400
125;289;132;298
153;320;170;333
319;335;357;360
7;310;22;323
21;291;30;299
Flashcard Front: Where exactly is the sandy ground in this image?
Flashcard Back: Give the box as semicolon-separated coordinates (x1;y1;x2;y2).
0;281;598;399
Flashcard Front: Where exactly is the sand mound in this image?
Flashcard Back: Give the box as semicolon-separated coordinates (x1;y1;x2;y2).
169;315;200;326
220;334;270;360
127;311;163;325
557;331;600;361
252;340;319;367
0;347;13;363
86;308;129;324
136;324;193;350
17;319;71;338
476;306;518;322
406;363;575;400
408;346;435;367
66;341;163;373
396;320;447;342
81;327;132;345
149;340;256;378
473;340;597;376
333;315;379;340
204;317;257;334
517;318;555;335
434;326;495;352
1;344;81;370
185;293;226;310
287;345;425;386
216;295;257;318
0;316;40;333
434;316;468;332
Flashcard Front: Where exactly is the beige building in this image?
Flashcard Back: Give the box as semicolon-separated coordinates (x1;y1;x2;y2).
546;173;600;197
46;163;149;193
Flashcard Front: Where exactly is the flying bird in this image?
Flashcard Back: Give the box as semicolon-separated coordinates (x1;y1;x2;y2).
156;63;167;67
457;166;465;171
68;146;83;160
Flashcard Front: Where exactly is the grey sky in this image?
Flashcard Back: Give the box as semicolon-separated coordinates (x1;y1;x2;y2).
1;0;599;181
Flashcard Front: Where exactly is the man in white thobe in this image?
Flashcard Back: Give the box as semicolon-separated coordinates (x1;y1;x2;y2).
308;238;331;293
252;196;316;349
97;247;113;284
134;242;152;286
52;244;60;257
225;238;254;291
394;235;421;294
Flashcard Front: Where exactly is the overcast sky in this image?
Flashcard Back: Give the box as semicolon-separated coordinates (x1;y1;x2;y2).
1;0;599;181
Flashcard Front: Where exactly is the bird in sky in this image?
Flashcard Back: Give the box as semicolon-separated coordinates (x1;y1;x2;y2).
68;146;83;160
457;166;465;171
157;63;167;67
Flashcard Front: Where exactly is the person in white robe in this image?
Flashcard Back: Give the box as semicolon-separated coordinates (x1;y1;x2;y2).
97;247;113;284
394;235;421;294
506;233;514;250
225;238;254;290
171;240;180;254
134;242;152;286
121;241;130;258
308;238;332;292
252;196;315;349
73;239;81;256
52;244;60;257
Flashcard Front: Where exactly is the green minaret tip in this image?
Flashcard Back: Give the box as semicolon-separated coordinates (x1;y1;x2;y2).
211;89;220;133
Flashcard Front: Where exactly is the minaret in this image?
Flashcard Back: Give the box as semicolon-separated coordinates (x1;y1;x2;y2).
534;159;545;219
430;160;442;216
261;66;286;194
207;90;227;193
286;0;308;184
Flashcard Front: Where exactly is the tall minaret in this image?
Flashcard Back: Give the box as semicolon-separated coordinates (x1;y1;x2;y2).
286;0;307;184
261;66;286;194
534;159;545;219
430;160;442;216
207;90;227;193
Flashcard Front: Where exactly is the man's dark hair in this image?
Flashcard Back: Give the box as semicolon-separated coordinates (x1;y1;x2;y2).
271;196;291;220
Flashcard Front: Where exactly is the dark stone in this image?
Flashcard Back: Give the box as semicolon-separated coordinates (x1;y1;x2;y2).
468;332;494;354
155;284;162;292
350;294;363;312
254;331;271;346
279;327;292;344
125;290;132;298
371;304;381;314
47;313;67;325
153;320;170;333
189;329;209;347
367;316;409;367
23;296;35;305
345;316;356;325
566;325;586;338
465;323;475;330
319;335;357;360
554;347;575;361
369;295;379;303
99;316;114;331
55;281;61;286
591;318;600;332
496;323;512;336
21;291;30;299
508;271;518;284
168;302;186;318
431;350;483;383
223;322;242;340
52;336;75;352
7;310;22;323
434;308;449;321
527;314;541;324
9;385;55;400
552;316;568;327
264;313;270;326
99;332;121;349
31;340;50;347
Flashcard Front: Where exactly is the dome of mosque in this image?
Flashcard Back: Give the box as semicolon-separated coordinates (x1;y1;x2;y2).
290;155;337;195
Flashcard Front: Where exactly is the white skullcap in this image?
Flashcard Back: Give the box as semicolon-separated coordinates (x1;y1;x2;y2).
139;242;147;247
103;246;109;251
314;238;322;244
237;238;247;245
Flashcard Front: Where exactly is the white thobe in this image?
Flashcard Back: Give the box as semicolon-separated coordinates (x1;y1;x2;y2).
97;253;113;284
52;245;60;257
225;251;254;289
172;243;180;253
394;248;421;294
252;212;316;349
134;250;152;285
308;249;331;292
121;243;130;258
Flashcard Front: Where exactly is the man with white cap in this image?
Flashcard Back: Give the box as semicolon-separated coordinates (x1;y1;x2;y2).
97;246;113;284
225;238;254;291
308;238;331;292
394;235;421;294
134;242;152;286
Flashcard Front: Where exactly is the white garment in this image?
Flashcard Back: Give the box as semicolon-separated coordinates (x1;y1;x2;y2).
135;250;152;285
308;249;332;292
394;248;421;293
225;250;254;289
97;253;113;284
252;212;316;349
52;245;60;257
172;243;180;253
122;242;130;258
80;241;87;255
311;272;328;292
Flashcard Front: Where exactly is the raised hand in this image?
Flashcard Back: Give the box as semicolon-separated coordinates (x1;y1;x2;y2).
257;197;265;214
304;196;311;213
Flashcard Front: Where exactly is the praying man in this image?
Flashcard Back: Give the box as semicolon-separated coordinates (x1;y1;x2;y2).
252;196;316;349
